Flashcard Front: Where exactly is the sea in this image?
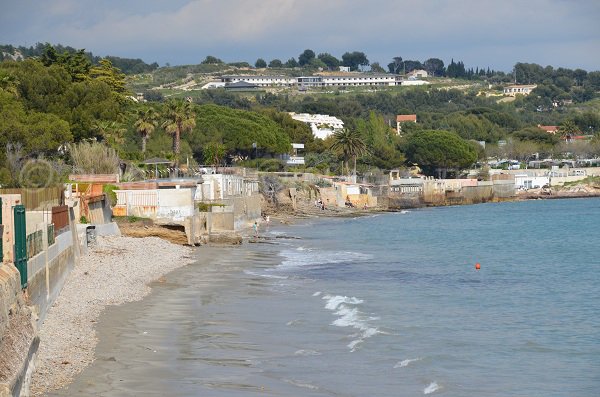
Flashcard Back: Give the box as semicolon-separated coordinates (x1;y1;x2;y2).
55;198;600;397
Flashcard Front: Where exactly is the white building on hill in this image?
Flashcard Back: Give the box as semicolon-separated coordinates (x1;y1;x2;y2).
220;75;296;87
289;113;344;140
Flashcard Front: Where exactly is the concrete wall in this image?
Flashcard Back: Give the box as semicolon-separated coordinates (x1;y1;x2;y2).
115;188;195;222
26;230;77;325
156;189;194;221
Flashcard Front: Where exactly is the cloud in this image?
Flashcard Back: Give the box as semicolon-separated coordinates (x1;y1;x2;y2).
1;0;599;70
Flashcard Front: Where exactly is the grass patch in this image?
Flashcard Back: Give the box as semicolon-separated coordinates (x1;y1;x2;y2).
562;176;600;187
197;202;226;212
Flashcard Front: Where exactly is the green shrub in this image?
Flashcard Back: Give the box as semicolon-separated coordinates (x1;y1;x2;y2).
79;215;89;224
103;184;118;206
197;202;226;212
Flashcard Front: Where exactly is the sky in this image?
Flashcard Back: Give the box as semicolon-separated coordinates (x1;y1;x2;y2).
1;0;599;72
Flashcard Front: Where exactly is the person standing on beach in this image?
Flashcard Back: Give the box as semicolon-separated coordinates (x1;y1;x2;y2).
253;221;259;238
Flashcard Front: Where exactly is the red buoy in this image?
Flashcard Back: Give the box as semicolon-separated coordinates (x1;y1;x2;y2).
475;263;481;270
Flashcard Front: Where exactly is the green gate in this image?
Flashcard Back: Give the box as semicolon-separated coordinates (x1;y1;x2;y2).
13;204;27;288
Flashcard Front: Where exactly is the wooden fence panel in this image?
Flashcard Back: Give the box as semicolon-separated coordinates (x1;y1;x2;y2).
0;187;63;210
51;205;69;235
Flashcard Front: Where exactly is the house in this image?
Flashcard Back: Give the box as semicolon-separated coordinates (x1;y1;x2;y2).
407;69;428;78
224;81;260;91
289;112;344;139
285;143;305;165
503;84;537;96
538;125;559;134
396;114;417;134
339;66;350;72
221;75;296;87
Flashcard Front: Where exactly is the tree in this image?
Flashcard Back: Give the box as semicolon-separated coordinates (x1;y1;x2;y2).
201;55;223;64
388;56;403;74
341;51;369;71
405;130;477;178
317;53;340;70
298;49;316;66
89;58;128;98
423;58;445;77
255;58;267;68
446;59;466;78
134;107;158;153
370;62;386;73
93;120;126;149
285;57;298;68
402;60;423;73
268;59;283;68
512;127;559;146
559;119;579;142
330;128;368;179
203;142;226;171
162;100;196;159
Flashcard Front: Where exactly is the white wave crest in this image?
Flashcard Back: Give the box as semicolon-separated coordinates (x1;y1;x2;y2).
283;379;319;390
424;382;440;395
322;295;364;310
393;357;422;368
277;249;372;270
312;291;322;297
294;349;321;356
243;270;288;279
321;294;380;352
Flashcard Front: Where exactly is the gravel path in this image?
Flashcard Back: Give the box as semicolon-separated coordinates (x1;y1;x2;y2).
30;236;193;396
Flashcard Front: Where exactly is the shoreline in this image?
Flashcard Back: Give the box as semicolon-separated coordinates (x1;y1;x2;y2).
30;236;194;396
29;193;600;394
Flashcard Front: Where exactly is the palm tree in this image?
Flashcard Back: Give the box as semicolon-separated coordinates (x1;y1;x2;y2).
559;119;579;143
330;129;368;181
134;107;158;154
92;120;126;148
161;100;196;159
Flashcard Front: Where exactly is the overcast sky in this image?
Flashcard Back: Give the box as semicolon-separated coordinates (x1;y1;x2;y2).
1;0;599;71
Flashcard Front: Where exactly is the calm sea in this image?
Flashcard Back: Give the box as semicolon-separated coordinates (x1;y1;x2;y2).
56;198;600;397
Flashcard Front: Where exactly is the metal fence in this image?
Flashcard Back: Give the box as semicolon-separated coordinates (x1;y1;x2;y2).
48;224;55;246
26;229;44;259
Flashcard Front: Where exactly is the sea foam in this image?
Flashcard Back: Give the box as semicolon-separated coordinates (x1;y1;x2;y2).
321;294;380;351
278;249;372;270
393;357;422;368
424;382;440;394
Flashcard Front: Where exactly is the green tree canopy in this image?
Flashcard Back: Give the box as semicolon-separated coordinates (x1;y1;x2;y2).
341;51;369;71
317;53;340;70
201;55;223;64
255;58;267;68
268;59;283;68
190;104;291;157
298;49;316;66
405;130;477;177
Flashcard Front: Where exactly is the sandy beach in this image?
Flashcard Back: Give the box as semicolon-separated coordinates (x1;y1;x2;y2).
30;236;194;396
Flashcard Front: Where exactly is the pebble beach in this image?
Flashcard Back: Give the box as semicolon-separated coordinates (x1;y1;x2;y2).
30;236;193;396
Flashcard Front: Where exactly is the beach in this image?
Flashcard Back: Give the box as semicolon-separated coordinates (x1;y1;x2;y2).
30;235;194;396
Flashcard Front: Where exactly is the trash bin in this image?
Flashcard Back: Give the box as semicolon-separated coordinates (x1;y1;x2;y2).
86;225;97;246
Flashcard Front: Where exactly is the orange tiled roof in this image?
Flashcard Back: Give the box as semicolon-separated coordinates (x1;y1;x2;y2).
397;114;417;122
538;125;559;133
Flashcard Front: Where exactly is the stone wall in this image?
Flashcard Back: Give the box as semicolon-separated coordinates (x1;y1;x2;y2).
0;265;37;397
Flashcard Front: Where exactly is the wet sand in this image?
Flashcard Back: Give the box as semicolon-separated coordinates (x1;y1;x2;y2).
30;236;194;396
44;242;279;396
